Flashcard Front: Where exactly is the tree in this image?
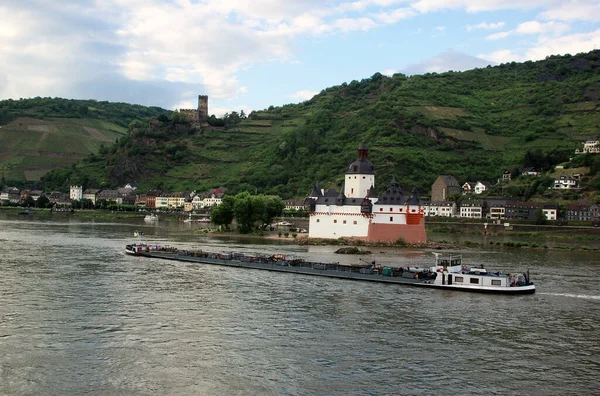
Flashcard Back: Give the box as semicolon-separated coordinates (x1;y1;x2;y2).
36;195;50;208
261;196;285;228
23;196;35;207
534;208;547;225
233;191;256;233
211;196;235;229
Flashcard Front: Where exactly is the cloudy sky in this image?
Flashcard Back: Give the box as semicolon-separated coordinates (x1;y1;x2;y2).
1;0;599;116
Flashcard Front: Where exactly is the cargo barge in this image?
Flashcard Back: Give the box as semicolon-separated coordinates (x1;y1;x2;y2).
125;243;535;294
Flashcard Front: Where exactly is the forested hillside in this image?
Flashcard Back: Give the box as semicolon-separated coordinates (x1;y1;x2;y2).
0;98;170;182
18;51;600;199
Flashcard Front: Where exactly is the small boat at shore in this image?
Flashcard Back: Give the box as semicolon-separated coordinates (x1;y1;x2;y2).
144;213;159;222
124;244;535;294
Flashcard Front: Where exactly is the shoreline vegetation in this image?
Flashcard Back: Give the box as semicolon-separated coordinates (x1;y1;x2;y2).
3;207;600;252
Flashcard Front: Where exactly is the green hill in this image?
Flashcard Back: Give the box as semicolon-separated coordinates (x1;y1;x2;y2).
0;98;170;182
9;51;600;199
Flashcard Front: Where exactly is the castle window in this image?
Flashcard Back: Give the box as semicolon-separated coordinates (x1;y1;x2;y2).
390;217;393;222
351;188;354;194
379;208;383;212
316;219;320;223
390;208;393;212
343;220;347;224
363;176;366;179
334;219;337;223
353;221;357;225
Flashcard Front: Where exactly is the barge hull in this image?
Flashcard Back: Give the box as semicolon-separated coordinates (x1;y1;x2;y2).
129;251;535;294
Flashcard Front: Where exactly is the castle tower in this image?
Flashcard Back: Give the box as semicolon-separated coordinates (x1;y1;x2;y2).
344;143;375;198
198;95;208;122
70;185;83;201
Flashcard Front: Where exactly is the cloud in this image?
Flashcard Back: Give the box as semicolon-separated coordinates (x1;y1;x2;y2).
402;50;494;75
373;8;417;24
289;90;319;101
466;21;505;31
486;31;512;40
476;49;522;64
486;20;571;40
0;0;598;113
539;0;600;22
478;28;600;63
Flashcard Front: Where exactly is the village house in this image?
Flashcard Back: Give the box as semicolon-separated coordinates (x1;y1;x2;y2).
501;170;512;182
83;189;100;205
565;203;600;222
431;175;460;201
423;200;457;217
96;189;121;204
47;191;69;206
135;194;148;207
20;189;43;202
575;138;600;154
461;182;475;195
285;199;306;211
505;202;558;220
486;200;507;219
167;192;185;209
70;185;83;201
474;181;491;195
459;200;485;218
521;167;540;176
553;175;578;189
155;192;169;209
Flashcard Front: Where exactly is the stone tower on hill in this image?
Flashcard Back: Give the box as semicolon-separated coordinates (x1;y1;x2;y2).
198;95;208;122
179;95;208;124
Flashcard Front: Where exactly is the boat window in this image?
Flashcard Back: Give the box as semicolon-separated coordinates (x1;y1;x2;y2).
470;278;479;284
454;276;463;283
491;280;501;286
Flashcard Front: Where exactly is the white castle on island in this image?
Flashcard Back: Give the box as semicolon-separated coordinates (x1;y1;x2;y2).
307;144;426;243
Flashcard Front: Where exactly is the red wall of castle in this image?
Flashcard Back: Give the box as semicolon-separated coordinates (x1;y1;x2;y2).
366;218;426;243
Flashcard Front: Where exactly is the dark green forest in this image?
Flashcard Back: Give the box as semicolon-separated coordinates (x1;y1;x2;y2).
0;97;170;127
7;50;600;200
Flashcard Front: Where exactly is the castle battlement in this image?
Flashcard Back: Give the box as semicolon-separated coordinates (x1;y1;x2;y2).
178;95;208;123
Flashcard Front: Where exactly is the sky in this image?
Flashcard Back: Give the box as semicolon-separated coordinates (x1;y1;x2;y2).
1;0;599;116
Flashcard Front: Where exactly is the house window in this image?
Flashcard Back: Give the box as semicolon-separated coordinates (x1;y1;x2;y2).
454;276;463;283
390;216;393;222
343;220;347;224
389;208;393;212
363;176;365;179
316;219;320;223
470;278;479;284
353;221;357;225
334;220;337;223
380;208;383;212
491;280;501;286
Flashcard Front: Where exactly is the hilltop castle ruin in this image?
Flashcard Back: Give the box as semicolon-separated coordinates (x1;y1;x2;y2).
179;95;208;124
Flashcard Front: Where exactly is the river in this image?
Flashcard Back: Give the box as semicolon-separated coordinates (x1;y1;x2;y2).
1;215;598;395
